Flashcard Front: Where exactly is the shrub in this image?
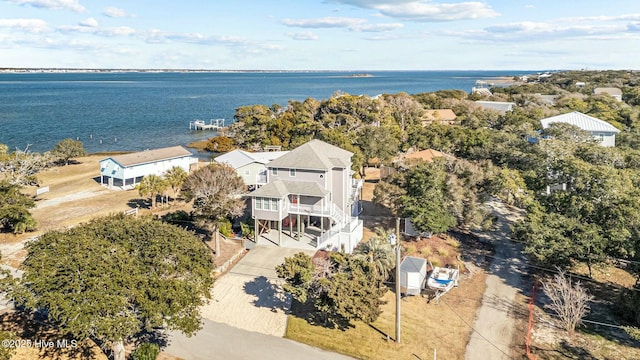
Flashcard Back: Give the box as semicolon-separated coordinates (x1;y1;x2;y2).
405;244;417;255
420;246;433;258
131;343;160;360
219;218;233;237
436;246;450;258
615;288;640;325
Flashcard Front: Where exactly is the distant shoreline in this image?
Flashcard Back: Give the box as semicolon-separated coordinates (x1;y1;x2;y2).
0;68;547;74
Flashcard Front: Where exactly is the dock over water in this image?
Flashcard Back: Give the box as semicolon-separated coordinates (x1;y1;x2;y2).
189;119;225;131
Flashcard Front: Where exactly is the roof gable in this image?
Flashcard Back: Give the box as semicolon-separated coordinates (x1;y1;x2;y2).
250;179;329;198
104;146;192;167
540;111;620;133
267;139;352;171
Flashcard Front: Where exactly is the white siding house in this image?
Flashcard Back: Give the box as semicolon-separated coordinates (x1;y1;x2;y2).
214;150;289;189
540;111;621;147
100;146;196;189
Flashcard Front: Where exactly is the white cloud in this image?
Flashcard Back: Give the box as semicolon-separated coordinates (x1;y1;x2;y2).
281;17;366;28
331;0;499;21
102;6;134;18
352;23;403;32
287;31;319;40
560;14;640;22
5;0;85;13
0;18;48;32
79;17;97;28
281;16;402;32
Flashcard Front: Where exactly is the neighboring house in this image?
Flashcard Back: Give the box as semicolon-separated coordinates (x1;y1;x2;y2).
381;149;452;178
422;109;457;126
593;87;623;102
532;93;559;106
99;146;196;189
539;111;621;147
248;139;364;253
214;149;289;189
474;100;516;114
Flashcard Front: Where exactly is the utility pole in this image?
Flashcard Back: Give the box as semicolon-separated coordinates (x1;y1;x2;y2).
395;217;401;343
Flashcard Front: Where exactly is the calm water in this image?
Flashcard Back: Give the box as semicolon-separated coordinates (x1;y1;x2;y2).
0;71;534;153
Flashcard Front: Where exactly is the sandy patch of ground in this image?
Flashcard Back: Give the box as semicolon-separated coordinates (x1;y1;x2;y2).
200;246;314;337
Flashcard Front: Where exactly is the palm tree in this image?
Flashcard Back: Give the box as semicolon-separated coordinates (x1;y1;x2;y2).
164;166;188;204
353;227;395;281
137;174;168;208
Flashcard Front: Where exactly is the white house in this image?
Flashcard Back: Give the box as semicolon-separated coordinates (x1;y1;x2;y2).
214;149;289;189
100;146;196;189
248;139;364;253
539;111;621;147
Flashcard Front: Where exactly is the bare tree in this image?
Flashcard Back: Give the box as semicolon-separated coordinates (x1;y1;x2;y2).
0;145;53;186
542;270;594;335
181;164;245;256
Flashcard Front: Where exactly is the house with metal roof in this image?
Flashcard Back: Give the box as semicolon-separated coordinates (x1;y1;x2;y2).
248;139;364;253
99;146;196;189
214;149;289;189
540;111;621;147
475;100;516;114
593;87;623;102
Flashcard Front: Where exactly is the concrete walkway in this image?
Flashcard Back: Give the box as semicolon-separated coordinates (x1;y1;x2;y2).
465;200;525;360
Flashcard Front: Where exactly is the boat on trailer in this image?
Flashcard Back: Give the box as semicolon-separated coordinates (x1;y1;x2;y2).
426;264;459;303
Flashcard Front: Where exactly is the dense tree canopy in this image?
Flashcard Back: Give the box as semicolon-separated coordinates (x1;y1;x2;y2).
16;215;214;360
0;180;36;233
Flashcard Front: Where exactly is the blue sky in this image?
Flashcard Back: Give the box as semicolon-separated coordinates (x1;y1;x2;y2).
1;0;640;70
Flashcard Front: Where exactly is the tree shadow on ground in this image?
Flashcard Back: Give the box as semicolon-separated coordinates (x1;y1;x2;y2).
288;298;354;331
127;198;149;209
243;276;290;312
0;311;104;359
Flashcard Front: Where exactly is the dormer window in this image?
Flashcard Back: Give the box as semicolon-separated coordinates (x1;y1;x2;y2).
271;168;278;176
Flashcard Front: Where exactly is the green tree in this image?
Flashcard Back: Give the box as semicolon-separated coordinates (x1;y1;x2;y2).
205;136;236;153
181;164;246;257
358;125;400;167
402;161;456;234
137;174;168;208
276;252;387;327
16;215;214;360
51;138;86;165
164;166;188;204
0;181;37;233
372;180;406;216
353;230;395;280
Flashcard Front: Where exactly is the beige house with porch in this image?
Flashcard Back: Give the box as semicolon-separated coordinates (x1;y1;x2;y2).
249;139;364;253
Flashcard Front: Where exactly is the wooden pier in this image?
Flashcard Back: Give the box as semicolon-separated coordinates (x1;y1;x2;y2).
189;119;225;131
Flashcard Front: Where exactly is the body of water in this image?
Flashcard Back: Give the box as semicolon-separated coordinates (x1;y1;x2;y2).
0;71;535;153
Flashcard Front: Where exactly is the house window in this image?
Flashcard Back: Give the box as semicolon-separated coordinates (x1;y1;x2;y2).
271;168;278;176
255;197;262;210
290;168;296;177
271;198;278;211
594;133;605;143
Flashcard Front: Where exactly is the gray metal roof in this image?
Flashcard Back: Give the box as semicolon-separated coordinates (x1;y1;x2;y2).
249;179;329;198
214;150;289;169
540;111;620;133
104;146;192;167
475;100;516;113
267;139;352;171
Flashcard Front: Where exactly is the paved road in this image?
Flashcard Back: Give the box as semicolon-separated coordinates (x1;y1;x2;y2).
465;200;525;360
164;319;354;360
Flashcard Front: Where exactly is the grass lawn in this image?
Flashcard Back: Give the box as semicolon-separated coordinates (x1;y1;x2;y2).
285;269;487;360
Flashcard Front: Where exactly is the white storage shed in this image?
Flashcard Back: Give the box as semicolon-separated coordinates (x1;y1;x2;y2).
400;256;427;296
